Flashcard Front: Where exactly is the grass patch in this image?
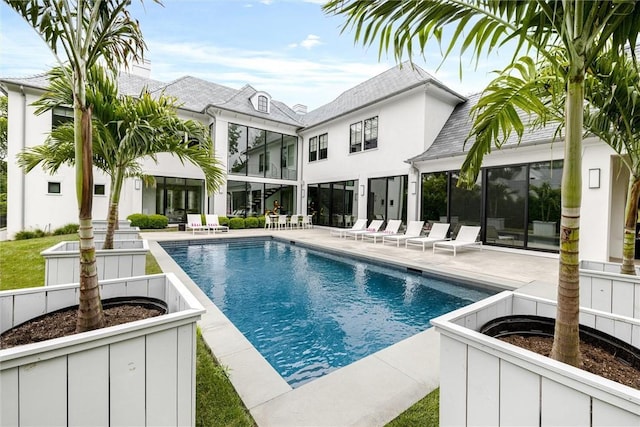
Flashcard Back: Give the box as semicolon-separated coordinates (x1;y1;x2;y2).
385;388;439;427
196;329;256;427
0;233;77;290
0;233;257;426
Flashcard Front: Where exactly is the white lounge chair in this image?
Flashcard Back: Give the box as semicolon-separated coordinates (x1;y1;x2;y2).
186;214;209;235
205;214;229;233
382;220;425;247
362;219;403;243
288;214;300;229
330;218;367;238
433;225;482;256
405;223;451;251
345;219;384;240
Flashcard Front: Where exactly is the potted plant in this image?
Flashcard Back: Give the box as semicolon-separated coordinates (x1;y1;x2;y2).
530;182;561;237
0;273;205;426
431;291;640;426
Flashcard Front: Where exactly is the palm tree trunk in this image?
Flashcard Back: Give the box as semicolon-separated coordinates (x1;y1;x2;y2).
75;73;104;333
103;169;124;250
550;75;583;367
621;176;640;275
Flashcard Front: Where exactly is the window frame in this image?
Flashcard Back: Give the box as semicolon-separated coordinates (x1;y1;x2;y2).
257;95;268;112
309;136;318;162
319;133;328;160
350;122;362;153
364;116;378;150
48;181;61;194
94;184;106;196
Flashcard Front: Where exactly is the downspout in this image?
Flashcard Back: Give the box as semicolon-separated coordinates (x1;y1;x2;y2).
20;85;26;231
204;106;217;214
406;158;420;221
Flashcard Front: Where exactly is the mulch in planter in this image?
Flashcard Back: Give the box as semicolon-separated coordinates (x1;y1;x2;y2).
1;304;164;349
500;335;640;390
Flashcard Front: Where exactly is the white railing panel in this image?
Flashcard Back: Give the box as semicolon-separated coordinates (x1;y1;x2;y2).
13;291;46;326
467;346;500;426
0;295;14;333
99;280;128;300
0;367;18;426
148;276;167;301
47;287;79;313
146;328;178;426
612;280;634;318
499;360;540;426
592;398;640;426
541;377;590;426
596;317;616;337
535;300;557;318
68;346;109;426
19;356;67;426
177;323;196;426
591;277;613;313
439;335;468;427
110;336;146;427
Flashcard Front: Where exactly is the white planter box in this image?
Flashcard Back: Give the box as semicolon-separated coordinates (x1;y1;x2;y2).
94;228;141;241
0;273;205;427
533;220;557;237
432;291;640;427
93;219;133;230
42;240;149;286
580;259;640;318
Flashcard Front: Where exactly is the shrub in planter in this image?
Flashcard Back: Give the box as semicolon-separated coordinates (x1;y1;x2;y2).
245;217;259;228
228;217;245;229
258;216;266;228
217;216;229;226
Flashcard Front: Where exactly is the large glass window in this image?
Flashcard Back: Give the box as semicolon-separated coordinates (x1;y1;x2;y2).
421;172;448;224
228;124;248;175
367;175;407;224
486;165;527;247
528;160;562;250
143;176;204;223
227;181;296;217
420;160;563;251
228;123;296;180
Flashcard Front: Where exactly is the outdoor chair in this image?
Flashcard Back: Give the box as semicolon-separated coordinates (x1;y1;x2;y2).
345;219;384;240
301;215;313;229
330;218;367;238
265;214;276;229
382;220;425;247
277;215;288;230
361;219;403;243
433;225;482;256
186;214;209;235
288;214;300;229
205;214;229;233
405;223;451;251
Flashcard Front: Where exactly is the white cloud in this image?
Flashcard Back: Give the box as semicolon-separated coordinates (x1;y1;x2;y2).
260;0;273;4
300;34;322;49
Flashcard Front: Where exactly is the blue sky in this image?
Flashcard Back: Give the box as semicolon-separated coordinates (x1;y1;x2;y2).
1;0;515;110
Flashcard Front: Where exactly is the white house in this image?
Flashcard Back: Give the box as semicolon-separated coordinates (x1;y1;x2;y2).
0;61;631;262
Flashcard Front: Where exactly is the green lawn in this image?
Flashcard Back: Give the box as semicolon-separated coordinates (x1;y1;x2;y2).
0;233;437;426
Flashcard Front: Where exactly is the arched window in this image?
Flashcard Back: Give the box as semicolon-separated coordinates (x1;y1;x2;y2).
257;95;268;112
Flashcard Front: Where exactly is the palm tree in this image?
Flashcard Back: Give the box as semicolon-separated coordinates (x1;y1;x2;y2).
323;0;640;367
18;65;225;250
4;0;157;332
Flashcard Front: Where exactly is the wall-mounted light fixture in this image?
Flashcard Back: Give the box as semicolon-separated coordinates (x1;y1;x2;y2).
410;181;417;195
360;184;365;196
589;168;600;189
134;179;141;190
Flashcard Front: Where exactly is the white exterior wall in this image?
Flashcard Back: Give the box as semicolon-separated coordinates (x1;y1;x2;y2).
4;84;217;238
300;86;457;221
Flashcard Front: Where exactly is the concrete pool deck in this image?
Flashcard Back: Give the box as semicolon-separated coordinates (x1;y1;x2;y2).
142;227;560;426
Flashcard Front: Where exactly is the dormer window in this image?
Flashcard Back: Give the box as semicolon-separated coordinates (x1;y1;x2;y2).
250;91;271;113
258;95;268;112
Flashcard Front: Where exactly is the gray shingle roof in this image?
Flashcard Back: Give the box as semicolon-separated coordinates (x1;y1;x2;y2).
1;72;165;96
408;92;563;163
302;62;464;128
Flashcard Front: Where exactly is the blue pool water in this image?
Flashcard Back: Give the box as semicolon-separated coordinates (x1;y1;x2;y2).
164;238;495;388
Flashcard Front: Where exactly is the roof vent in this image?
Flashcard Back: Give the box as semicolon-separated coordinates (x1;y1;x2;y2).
293;104;307;115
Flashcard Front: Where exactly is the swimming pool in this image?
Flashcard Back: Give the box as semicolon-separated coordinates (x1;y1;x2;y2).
163;238;496;388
